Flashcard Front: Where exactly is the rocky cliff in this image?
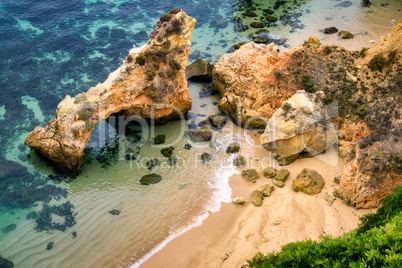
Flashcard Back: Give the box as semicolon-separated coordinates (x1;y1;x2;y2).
214;19;401;208
25;9;196;174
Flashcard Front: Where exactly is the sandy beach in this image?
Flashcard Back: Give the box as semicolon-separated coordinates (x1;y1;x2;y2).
143;133;373;267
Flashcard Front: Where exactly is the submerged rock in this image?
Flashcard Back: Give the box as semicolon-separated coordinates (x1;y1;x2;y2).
161;147;174;157
109;209;121;215
250;22;264;28
2;224;16;234
324;27;338;34
140;174;162;185
185;58;214;82
46;242;54;251
152;135;165;145
335;1;353;8
0;256;14;268
226;142;240;153
339;30;354;39
260;91;337;165
24;10;196;174
199;83;219;98
232;196;248;205
292;168;325;195
146;159;160;170
250;190;264;207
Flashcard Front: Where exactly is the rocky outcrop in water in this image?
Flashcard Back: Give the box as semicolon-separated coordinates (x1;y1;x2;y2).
25;10;196;174
260;90;337;164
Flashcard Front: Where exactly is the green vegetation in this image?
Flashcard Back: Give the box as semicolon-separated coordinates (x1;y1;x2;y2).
323;46;332;55
135;54;146;65
146;70;156;80
169;59;181;72
356;105;366;116
360;47;368;58
302;75;316;93
125;54;133;63
281;102;292;112
74;94;87;104
247;186;402;267
368;54;387;72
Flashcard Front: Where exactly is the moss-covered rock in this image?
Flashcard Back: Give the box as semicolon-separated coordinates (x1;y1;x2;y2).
242;169;259;183
161;147;174;157
275;168;290;182
109;209;121;215
292;168;325;195
226;142;240;153
250;190;264;207
152;135;165;144
266;15;278;22
339;30;354;39
140;174;162;185
324;27;338;34
250;22;265;28
263;167;277;178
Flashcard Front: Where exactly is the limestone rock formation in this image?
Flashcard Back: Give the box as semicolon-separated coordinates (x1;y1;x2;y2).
292;168;325;195
260;91;337;164
25;10;196;174
212;42;299;129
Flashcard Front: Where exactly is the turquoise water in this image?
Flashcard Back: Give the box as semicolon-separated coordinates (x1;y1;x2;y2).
0;0;401;266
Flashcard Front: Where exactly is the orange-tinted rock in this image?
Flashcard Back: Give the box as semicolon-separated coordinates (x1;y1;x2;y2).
25;10;196;174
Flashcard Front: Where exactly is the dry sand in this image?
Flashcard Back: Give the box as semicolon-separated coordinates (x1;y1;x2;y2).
142;133;374;268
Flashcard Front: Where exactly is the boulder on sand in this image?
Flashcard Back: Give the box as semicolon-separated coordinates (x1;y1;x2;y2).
292;168;325;195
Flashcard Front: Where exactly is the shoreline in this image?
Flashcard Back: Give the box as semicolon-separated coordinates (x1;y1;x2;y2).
141;133;373;267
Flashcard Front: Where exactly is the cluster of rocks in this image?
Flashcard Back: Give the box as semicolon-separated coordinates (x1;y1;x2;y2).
234;167;326;207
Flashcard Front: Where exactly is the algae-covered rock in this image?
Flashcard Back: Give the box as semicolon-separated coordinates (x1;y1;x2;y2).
292;168;325;195
339;31;354;39
146;159;161;170
261;182;275;197
226;142;240;153
263;167;277;178
2;224;16;234
250;190;264;207
184;143;192;150
152;135;165;145
140;174;162;185
109;209;121;215
161;147;174;157
252;36;269;44
232;196;248;205
324;27;338;34
275;168;290;182
233;155;246;167
242;169;259;183
250;22;264;28
201;152;212;163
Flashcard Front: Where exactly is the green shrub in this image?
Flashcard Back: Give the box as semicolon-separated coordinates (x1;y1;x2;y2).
281;102;292;112
323;47;332;55
356;105;366;116
360;47;368;58
169;59;181;73
368;54;386;72
302;75;316;93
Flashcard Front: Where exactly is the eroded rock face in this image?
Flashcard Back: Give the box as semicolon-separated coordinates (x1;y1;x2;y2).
212;42;299;129
25;10;196;174
260;91;337;163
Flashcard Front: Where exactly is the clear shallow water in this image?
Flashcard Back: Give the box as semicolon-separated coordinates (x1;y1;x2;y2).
0;0;401;266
